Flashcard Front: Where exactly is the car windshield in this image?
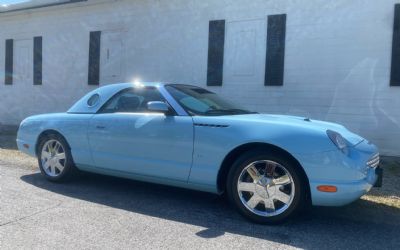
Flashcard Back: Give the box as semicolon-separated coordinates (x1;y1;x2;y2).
165;84;256;116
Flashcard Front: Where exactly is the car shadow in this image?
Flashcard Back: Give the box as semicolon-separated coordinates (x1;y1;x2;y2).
21;172;400;249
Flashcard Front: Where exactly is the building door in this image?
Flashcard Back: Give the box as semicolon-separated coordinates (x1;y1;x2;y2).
100;31;125;84
223;19;266;85
14;39;33;86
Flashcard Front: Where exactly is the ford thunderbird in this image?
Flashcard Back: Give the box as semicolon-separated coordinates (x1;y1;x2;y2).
17;82;382;224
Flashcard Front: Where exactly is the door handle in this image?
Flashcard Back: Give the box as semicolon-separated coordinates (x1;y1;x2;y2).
96;125;106;129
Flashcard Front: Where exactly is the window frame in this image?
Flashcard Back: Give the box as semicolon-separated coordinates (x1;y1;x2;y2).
164;84;253;116
97;86;176;115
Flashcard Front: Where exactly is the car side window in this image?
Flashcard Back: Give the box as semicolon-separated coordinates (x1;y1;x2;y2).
99;87;165;113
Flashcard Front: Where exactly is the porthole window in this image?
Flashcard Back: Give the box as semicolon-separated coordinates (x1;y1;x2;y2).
87;93;100;107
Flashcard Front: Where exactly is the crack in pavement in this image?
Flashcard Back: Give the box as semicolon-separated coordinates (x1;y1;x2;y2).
0;201;63;227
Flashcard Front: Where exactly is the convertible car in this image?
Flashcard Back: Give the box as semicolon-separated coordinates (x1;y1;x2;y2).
17;82;382;224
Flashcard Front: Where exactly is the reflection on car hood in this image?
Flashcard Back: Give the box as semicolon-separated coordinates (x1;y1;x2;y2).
223;114;365;146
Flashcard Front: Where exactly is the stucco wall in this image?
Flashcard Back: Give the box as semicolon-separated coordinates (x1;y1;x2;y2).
0;0;399;156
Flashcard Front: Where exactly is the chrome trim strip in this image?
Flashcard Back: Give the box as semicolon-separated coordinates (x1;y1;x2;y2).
194;123;229;128
366;153;380;168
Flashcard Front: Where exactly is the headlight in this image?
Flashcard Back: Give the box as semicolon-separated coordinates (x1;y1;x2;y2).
327;130;348;153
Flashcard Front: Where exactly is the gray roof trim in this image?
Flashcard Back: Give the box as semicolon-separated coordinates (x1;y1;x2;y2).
0;0;88;14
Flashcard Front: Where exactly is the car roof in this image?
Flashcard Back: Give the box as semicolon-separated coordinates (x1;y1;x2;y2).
104;82;166;88
67;82;199;114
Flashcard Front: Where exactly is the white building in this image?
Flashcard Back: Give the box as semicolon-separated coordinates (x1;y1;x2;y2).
0;0;399;156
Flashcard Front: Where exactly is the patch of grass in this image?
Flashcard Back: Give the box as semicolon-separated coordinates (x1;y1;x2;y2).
362;195;400;209
362;157;400;209
0;148;37;170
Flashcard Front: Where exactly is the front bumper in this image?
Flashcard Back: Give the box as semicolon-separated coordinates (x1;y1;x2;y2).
298;139;382;207
16;138;37;157
310;166;380;206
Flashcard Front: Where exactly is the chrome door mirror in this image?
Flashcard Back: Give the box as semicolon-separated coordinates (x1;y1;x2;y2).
147;101;170;113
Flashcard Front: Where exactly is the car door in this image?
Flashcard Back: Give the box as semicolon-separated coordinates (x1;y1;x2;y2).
87;86;194;182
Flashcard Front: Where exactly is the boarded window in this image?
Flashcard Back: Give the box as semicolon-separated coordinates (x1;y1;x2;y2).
14;40;33;86
223;19;265;85
100;31;124;84
207;20;225;86
265;14;286;86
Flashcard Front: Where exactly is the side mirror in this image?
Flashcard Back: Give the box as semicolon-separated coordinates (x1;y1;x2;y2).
147;101;170;114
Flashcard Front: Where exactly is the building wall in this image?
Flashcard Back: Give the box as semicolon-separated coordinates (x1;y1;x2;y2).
0;0;399;156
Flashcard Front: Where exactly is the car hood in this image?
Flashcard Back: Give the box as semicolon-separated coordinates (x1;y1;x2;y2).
22;113;69;121
202;114;365;146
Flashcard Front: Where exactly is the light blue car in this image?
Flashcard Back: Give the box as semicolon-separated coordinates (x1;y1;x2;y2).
17;83;382;224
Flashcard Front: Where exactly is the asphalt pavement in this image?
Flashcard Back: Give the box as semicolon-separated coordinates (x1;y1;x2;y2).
1;157;399;250
0;131;399;250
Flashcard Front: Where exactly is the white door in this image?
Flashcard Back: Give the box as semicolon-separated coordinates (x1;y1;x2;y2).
100;31;125;84
14;39;33;86
223;19;266;85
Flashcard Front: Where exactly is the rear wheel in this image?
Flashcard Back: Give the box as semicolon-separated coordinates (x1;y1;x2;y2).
226;150;306;224
37;134;77;182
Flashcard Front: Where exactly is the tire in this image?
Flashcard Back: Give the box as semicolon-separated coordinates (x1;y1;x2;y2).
37;133;78;182
226;150;306;224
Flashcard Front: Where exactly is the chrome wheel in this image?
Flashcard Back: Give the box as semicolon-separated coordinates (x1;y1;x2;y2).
237;160;295;217
40;139;66;177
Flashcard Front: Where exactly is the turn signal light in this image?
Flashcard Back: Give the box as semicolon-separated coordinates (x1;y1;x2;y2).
23;144;30;149
317;185;337;193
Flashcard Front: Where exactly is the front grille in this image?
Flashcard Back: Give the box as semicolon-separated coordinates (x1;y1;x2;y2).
367;153;380;168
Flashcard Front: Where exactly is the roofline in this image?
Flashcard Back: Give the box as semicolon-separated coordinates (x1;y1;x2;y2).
108;82;202;87
0;0;88;14
114;82;167;88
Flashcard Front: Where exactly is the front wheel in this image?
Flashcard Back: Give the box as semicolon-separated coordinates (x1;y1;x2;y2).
37;134;77;182
226;150;306;224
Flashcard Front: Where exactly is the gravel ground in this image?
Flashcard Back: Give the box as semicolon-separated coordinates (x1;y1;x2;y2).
1;135;400;249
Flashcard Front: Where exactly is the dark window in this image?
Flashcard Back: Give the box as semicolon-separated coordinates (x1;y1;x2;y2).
265;14;286;86
390;4;400;86
5;39;13;85
207;20;225;86
100;87;165;113
87;94;100;107
34;36;42;85
88;31;101;85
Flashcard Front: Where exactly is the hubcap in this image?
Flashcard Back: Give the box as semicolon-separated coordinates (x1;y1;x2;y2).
41;140;66;177
237;160;295;217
